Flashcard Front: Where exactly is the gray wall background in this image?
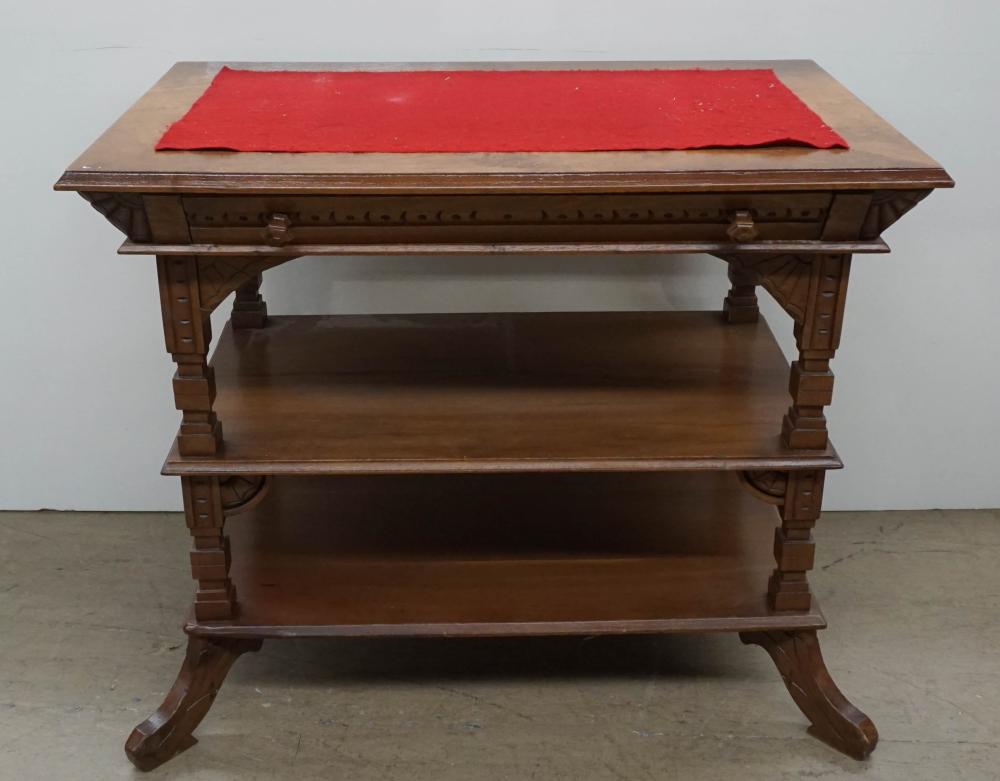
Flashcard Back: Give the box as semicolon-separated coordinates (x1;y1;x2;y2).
1;1;997;511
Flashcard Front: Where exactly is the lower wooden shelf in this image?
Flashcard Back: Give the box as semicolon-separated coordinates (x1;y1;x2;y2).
187;472;824;638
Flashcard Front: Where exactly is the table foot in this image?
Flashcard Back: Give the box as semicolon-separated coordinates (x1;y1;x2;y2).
125;635;262;771
740;629;878;760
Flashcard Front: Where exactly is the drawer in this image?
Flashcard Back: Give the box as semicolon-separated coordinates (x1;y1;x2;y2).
180;193;833;246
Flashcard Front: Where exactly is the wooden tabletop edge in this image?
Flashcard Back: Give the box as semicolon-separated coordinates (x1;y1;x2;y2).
54;166;954;193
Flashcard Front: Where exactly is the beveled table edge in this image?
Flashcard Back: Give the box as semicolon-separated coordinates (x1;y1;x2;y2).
54;167;955;194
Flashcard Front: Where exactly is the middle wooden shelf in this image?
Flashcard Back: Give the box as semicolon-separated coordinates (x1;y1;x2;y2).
163;311;840;476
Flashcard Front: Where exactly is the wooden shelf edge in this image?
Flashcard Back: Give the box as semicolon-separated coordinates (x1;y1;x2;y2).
183;610;828;640
120;238;890;257
161;452;843;477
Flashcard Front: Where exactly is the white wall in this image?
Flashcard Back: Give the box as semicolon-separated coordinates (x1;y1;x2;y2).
1;1;997;511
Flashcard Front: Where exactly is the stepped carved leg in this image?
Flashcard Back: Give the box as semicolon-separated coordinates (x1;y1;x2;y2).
720;253;852;449
184;476;239;620
125;636;262;771
769;469;823;611
157;256;289;455
740;470;824;611
231;273;267;329
779;254;851;449
157;255;222;456
723;263;759;323
741;630;878;760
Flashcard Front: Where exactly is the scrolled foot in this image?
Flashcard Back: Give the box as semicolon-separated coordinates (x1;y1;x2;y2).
125;635;262;771
741;629;878;760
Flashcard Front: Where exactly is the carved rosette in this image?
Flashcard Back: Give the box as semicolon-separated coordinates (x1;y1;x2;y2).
739;470;788;505
219;476;269;516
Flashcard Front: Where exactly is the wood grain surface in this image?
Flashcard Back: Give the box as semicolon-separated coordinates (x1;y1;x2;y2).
55;61;952;194
186;472;826;637
162;312;842;476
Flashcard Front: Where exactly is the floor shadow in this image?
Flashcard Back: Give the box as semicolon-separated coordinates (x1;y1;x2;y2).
241;633;764;688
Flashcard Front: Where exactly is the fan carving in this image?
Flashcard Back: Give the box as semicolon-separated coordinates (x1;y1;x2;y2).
80;192;151;241
860;191;929;239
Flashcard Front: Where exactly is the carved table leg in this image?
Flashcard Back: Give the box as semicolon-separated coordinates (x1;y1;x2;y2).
769;470;823;611
158;255;222;456
125;635;262;771
739;469;822;611
184;476;238;621
740;630;878;759
782;254;851;449
157;255;299;454
720;253;852;450
231;273;267;329
723;263;759;323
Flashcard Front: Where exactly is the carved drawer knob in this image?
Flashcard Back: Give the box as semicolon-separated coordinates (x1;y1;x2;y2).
266;213;294;245
727;210;758;242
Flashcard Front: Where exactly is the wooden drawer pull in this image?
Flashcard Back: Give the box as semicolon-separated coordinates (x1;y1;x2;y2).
266;213;294;245
727;210;758;242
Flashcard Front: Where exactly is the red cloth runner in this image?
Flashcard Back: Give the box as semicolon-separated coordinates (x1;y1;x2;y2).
156;67;847;153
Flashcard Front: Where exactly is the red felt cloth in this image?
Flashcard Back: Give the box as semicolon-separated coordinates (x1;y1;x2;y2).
156;67;847;153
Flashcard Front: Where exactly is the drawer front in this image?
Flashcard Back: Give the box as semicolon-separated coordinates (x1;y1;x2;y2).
181;193;833;246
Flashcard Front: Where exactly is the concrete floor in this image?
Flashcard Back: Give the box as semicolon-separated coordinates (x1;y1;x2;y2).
1;507;998;780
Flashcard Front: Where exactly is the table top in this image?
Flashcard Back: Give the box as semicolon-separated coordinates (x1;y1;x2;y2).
55;60;952;195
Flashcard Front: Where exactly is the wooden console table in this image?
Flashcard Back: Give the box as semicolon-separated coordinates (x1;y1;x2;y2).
56;61;951;770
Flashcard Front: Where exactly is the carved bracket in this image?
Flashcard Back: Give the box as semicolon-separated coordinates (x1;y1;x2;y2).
80;192;151;241
196;256;296;313
859;190;930;239
719;254;811;324
718;253;851;350
739;470;788;505
219;476;270;516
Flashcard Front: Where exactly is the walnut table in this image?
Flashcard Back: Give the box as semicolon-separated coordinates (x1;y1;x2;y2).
56;61;952;770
